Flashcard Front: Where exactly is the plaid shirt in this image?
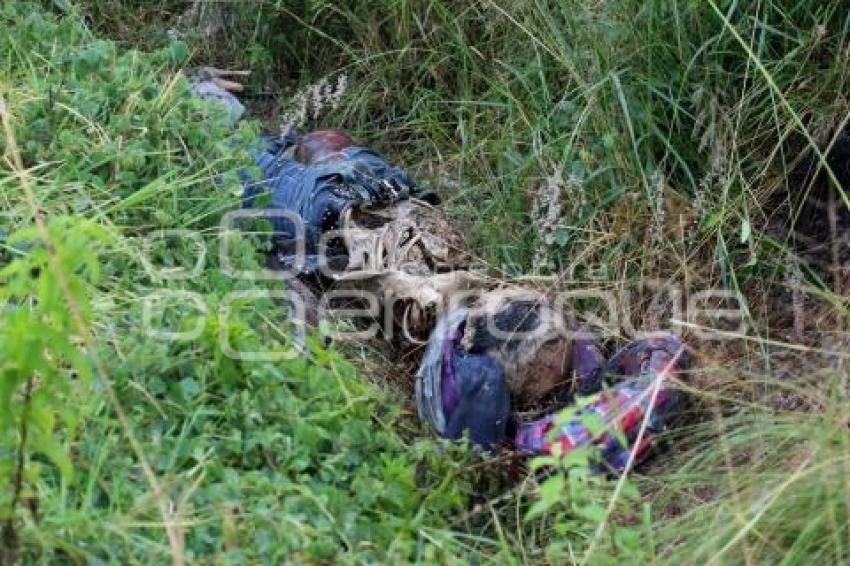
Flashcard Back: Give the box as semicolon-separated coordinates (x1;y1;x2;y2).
515;334;688;473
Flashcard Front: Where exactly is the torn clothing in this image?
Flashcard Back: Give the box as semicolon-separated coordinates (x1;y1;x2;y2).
241;136;436;272
416;315;689;470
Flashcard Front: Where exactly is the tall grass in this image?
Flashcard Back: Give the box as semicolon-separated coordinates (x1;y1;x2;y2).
15;0;850;562
0;3;492;562
185;1;850;561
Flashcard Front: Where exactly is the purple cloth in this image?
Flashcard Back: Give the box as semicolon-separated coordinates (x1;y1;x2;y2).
514;333;689;472
570;327;606;394
440;328;460;417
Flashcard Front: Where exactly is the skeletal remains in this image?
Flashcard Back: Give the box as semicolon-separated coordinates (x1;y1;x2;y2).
195;69;691;473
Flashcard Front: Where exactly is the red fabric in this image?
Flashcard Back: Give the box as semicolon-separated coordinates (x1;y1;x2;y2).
295;129;355;164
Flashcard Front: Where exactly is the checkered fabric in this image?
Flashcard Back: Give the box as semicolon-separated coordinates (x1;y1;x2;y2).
514;334;689;473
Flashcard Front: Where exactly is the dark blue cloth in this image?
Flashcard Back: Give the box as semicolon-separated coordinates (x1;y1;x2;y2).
443;352;510;448
240;137;435;272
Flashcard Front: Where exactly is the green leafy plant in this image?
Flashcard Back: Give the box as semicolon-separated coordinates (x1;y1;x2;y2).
0;3;485;562
0;216;109;561
524;406;649;563
3;0;849;562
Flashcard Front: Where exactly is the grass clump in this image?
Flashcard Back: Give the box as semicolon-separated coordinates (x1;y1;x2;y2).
156;0;849;562
4;0;850;562
0;3;488;563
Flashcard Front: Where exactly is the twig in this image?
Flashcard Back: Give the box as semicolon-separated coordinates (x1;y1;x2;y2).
582;346;685;563
1;376;33;566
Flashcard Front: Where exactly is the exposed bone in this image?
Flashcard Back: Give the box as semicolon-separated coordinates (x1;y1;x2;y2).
204;68;252;77
188;67;251;92
330;194;578;402
211;77;246;93
339;199;469;275
335;269;490;341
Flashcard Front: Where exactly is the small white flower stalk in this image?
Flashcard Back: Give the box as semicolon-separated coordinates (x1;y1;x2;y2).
531;165;584;275
689;85;733;245
689;158;733;247
649;169;668;246
691;86;733;167
531;166;563;274
785;251;805;340
280;74;349;136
